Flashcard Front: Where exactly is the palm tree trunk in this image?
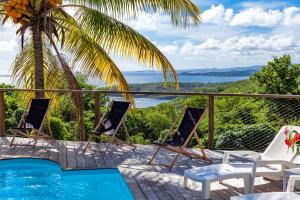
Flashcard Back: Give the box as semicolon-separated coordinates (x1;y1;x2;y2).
32;24;45;98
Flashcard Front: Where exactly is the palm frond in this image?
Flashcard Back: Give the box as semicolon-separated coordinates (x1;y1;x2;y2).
75;7;178;88
11;35;86;139
0;3;5;26
10;35;65;106
11;36;63;89
68;0;201;27
55;13;134;101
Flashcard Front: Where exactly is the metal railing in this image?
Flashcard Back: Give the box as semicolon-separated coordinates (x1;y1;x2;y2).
0;88;299;151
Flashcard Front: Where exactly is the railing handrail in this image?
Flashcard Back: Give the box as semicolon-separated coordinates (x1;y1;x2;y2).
1;88;300;99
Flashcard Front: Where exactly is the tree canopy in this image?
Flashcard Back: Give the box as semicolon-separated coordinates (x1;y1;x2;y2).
253;55;300;95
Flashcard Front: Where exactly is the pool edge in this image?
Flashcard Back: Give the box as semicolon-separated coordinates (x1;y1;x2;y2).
0;157;141;199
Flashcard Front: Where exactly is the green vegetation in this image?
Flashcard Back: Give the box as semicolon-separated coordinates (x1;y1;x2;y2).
252;55;300;94
1;0;202;141
3;55;300;152
129;82;231;93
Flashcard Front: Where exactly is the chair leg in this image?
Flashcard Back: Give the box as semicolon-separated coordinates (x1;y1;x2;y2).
104;136;115;154
183;176;188;188
283;175;287;191
83;137;92;153
244;176;251;194
168;152;181;170
148;146;161;165
32;130;41;148
201;181;211;200
10;132;17;147
32;137;38;148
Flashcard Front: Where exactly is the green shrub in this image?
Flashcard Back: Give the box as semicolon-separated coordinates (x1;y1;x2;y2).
84;110;95;133
157;129;169;143
129;132;150;144
50;117;69;140
145;112;171;139
12;108;24;123
66;121;79;140
215;123;276;152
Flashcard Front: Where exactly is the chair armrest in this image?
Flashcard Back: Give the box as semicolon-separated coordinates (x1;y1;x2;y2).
287;175;300;192
251;160;289;179
223;151;261;163
254;160;287;166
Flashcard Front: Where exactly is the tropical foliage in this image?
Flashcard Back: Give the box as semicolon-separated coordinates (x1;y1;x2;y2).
0;0;201;139
252;55;300;94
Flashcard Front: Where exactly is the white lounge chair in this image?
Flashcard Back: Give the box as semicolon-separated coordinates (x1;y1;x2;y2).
183;126;299;200
230;175;300;199
287;175;300;192
230;192;300;200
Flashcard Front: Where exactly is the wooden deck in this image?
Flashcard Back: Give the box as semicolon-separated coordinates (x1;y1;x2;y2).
0;137;283;200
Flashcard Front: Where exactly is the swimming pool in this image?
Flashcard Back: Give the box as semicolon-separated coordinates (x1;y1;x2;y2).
0;158;134;200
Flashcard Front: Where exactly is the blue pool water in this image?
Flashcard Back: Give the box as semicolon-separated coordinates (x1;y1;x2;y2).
0;158;134;200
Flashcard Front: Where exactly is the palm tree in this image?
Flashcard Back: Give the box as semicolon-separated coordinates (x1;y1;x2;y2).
0;0;201;139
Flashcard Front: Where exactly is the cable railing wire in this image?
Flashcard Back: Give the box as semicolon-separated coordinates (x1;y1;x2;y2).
2;89;300;152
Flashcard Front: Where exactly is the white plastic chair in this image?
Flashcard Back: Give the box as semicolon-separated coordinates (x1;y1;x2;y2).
230;175;300;200
230;192;300;200
184;126;299;200
222;126;299;179
287;175;300;192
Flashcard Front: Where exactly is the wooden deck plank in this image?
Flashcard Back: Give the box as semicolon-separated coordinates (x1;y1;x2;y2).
0;137;284;200
66;141;77;169
89;142;106;167
74;141;87;168
49;140;59;162
58;140;67;169
99;143;115;167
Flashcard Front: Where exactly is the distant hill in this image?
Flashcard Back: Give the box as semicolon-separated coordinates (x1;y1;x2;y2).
179;70;255;77
123;65;262;77
129;82;233;93
176;65;262;73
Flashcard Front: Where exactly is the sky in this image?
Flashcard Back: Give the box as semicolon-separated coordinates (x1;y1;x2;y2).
1;0;300;73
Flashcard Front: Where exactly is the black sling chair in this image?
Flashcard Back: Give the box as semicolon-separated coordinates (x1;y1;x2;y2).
148;107;211;170
10;99;52;148
83;100;135;153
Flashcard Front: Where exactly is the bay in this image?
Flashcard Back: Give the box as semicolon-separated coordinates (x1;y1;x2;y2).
122;71;248;84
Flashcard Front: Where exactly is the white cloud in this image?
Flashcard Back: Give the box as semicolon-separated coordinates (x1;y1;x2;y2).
180;35;299;56
230;8;283;27
125;12;167;32
157;44;178;54
202;4;233;24
0;39;17;52
283;7;300;25
200;4;300;27
230;6;300;27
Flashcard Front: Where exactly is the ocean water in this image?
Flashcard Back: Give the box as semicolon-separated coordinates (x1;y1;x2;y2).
0;158;134;200
111;96;170;108
122;71;248;84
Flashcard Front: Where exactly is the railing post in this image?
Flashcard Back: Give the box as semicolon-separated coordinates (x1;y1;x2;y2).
208;95;215;150
94;92;100;128
0;92;5;137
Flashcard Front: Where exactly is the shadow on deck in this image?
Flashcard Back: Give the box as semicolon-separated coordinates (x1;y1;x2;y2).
0;137;282;200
